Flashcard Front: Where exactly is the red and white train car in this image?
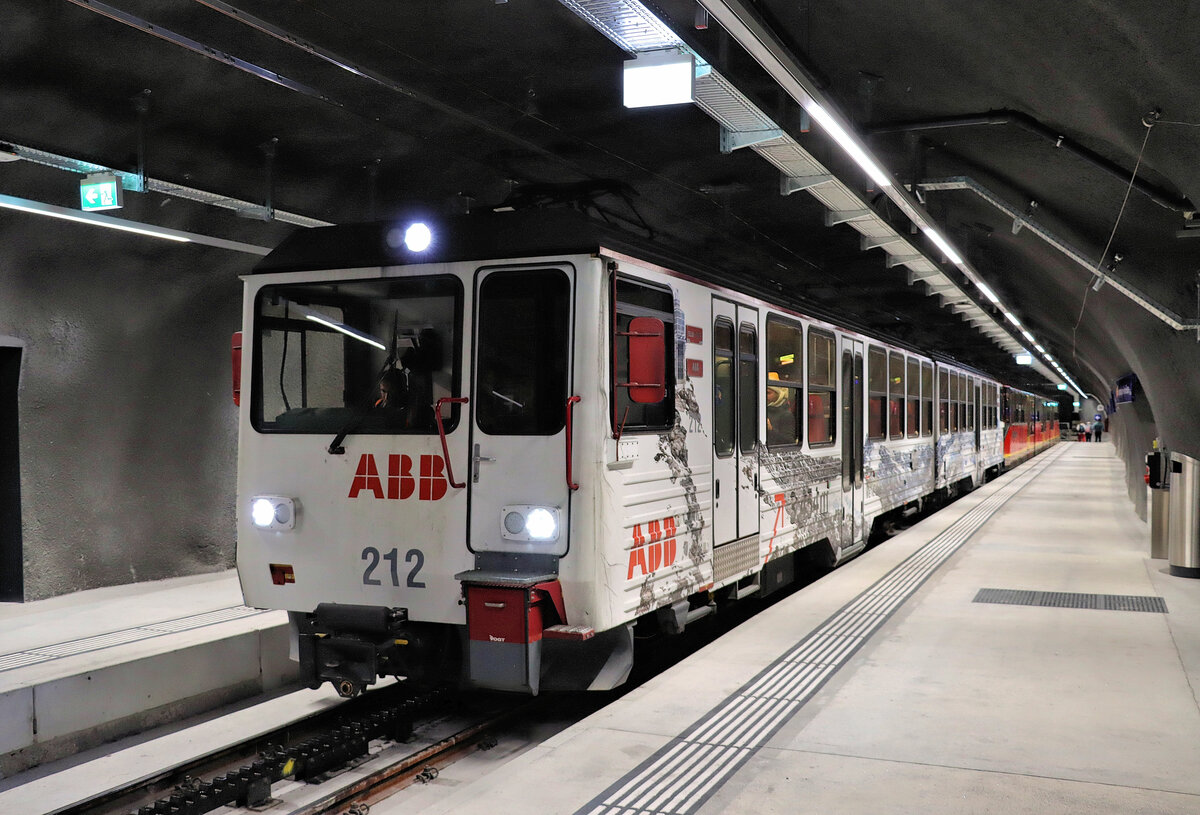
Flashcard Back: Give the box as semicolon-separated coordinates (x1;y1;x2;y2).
235;210;1056;696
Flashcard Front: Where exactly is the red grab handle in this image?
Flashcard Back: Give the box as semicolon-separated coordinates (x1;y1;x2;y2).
435;397;469;489
566;396;581;491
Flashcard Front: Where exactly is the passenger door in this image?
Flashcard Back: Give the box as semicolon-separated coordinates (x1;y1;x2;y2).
468;265;574;557
841;338;864;546
711;298;760;544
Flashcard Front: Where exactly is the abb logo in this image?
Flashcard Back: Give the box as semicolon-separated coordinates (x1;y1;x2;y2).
349;454;448;501
627;516;678;579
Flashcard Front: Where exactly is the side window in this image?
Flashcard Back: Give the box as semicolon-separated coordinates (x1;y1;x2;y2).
612;277;675;433
478;269;571;435
949;371;960;432
965;376;974;431
765;317;803;447
960;372;969;429
713;319;735;456
738;323;758;453
807;329;836;446
867;346;886;441
921;362;933;437
906;357;920;438
939;369;950;435
888;351;905;440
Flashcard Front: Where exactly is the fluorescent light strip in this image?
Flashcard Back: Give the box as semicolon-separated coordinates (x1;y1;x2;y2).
0;193;271;255
692;0;1087;389
803;102;891;189
303;313;387;351
0;194;188;241
921;225;963;265
973;280;1001;305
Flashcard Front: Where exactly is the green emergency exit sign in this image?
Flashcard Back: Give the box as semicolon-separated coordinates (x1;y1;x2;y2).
80;173;123;211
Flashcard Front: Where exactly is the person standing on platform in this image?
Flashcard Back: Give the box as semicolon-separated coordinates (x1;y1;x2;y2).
1092;416;1103;442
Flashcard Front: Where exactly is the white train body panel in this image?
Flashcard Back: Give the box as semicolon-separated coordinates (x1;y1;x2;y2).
234;212;1054;695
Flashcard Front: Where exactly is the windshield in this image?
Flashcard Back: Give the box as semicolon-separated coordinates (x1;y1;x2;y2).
252;275;463;434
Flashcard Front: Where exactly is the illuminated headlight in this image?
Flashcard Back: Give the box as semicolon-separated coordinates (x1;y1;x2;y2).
500;505;560;542
249;496;296;531
404;222;432;252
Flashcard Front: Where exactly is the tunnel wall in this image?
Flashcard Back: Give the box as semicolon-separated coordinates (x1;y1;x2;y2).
0;216;245;601
1108;391;1158;523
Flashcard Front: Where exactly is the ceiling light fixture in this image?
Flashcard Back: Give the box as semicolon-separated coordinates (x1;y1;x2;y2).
0;193;270;254
920;225;963;265
623;49;696;108
803;101;891;188
0;194;187;242
974;280;1001;305
690;0;1087;392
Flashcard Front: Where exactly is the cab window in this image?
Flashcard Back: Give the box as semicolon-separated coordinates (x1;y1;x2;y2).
253;275;463;434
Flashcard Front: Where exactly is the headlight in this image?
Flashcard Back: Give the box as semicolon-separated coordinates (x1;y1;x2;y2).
249;496;296;531
500;505;560;542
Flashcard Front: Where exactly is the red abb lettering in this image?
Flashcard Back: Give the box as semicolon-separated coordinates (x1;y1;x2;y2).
350;454;448;501
420;455;448;501
647;520;663;572
627;516;679;579
663;516;677;568
387;454;415;500
349;454;385;499
628;523;648;579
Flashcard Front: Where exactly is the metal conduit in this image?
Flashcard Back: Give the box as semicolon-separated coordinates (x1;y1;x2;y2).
869;110;1193;214
919;177;1200;331
1;140;331;228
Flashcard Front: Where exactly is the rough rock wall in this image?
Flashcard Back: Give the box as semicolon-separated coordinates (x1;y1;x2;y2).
0;215;245;600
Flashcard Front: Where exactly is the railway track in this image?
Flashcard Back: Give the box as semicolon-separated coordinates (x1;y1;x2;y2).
59;685;533;815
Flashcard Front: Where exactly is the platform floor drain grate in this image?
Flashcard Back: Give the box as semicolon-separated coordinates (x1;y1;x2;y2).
974;588;1167;613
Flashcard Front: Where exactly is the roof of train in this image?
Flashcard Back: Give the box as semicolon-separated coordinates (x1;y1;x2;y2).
254;208;1058;400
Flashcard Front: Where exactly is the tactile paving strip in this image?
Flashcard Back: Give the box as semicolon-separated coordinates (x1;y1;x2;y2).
578;444;1071;815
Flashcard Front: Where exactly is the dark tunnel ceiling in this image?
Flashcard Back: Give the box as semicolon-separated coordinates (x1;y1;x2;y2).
4;0;1200;401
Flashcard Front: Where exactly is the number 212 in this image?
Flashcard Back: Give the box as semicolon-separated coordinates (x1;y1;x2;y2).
361;547;426;588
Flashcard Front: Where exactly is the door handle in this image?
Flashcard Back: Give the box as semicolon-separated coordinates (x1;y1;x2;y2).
715;478;720;500
472;443;495;483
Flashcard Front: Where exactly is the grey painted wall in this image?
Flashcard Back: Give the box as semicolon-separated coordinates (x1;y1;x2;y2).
1110;391;1158;524
2;215;245;601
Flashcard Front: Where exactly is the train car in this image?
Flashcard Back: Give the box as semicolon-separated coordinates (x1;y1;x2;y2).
1001;384;1061;466
234;209;1052;697
931;361;1004;496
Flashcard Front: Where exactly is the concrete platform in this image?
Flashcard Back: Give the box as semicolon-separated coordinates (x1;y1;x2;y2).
0;570;293;777
389;442;1200;814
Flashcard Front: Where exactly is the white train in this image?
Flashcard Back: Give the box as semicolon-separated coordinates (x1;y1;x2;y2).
235;210;1058;696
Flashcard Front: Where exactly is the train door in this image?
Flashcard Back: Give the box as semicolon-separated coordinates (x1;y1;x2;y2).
711;298;759;544
468;265;574;557
841;338;864;544
974;381;982;452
